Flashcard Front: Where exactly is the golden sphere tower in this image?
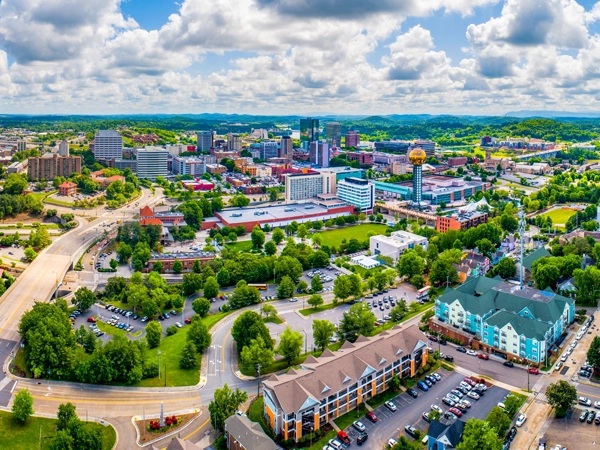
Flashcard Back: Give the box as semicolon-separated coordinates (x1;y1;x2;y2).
408;148;426;208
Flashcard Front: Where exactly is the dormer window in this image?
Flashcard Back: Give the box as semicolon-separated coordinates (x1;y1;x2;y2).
343;375;351;383
322;385;330;394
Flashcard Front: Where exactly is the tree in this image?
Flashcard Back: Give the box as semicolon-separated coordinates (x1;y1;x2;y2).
495;257;516;279
486;406;511;438
313;320;336;351
260;304;278;319
251;226;265;249
456;419;503;450
476;238;495;258
192;297;211;317
50;430;75;450
231;311;273;350
500;214;518;233
152;261;163;273
272;228;285;245
4;173;28;195
297;280;308;293
588;336;600;371
179;342;199;369
264;240;277;256
312;233;323;247
532;263;560;290
72;287;96;311
334;275;352;302
274;256;303;282
12;388;34;423
109;259;118;270
217;268;231;287
192;259;202;274
307;294;324;309
182;272;203;296
116;242;132;262
203;276;220;300
276;327;303;365
277;275;295;299
228;280;261;309
141;297;159;318
145;321;162;348
390;300;409;322
24;246;37;261
208;384;248;432
397;250;425;279
546;380;577;416
187;318;212;352
429;259;459;286
410;274;426;289
240;336;274;370
311;274;323;292
297;224;308;240
337;303;376;342
172;259;183;274
57;402;78;431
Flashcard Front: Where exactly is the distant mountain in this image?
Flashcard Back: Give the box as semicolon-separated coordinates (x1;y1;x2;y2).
505;110;600;118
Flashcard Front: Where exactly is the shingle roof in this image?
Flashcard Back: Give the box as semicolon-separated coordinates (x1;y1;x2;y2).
522;247;551;271
263;325;427;414
485;310;552;340
140;206;154;217
427;419;465;447
224;415;278;450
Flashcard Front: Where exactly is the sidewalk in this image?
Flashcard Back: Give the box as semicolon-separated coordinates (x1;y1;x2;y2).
509;398;553;450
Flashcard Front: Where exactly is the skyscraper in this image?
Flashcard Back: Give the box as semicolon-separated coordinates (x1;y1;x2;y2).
93;130;123;161
227;133;242;152
58;140;69;156
325;122;342;147
260;141;279;160
300;118;319;148
309;141;330;168
408;148;426;208
197;131;214;152
136;146;169;181
345;130;360;148
280;135;293;161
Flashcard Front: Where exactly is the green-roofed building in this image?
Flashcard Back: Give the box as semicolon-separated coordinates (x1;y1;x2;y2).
434;275;574;365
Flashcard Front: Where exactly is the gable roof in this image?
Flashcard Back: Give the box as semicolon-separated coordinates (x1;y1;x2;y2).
427;419;466;447
522;247;551;271
140;218;163;226
140;206;154;218
151;437;202;450
485;310;552;341
224;414;278;450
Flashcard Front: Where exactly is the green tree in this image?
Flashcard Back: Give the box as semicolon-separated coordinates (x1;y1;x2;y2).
228;280;261;309
390;300;408;322
182;272;203;296
152;261;163;273
456;419;503;450
297;280;308;293
192;297;211;317
12;388;34;423
429;259;459;286
172;259;183;274
187;318;212;352
251;226;266;249
410;274;426;289
217;268;231;287
337;303;376;342
116;242;132;262
307;294;324;309
312;233;323;247
72;287;96;311
208;384;248;432
231;311;273;350
532;263;560;290
179;341;199;369
276;327;303;365
145;321;162;348
476;238;495;258
241;336;274;370
546;380;577;416
311;274;323;292
397;250;425;279
274;256;303;282
272;228;285;245
260;304;278;319
141;297;159;318
192;259;202;273
109;259;118;270
24;246;37;261
297;224;308;239
4;173;28;195
57;402;78;431
486;406;511;438
264;240;276;256
203;276;220;299
334;275;352;302
277;275;295;299
312;320;336;351
588;336;600;371
50;430;74;450
495;257;516;279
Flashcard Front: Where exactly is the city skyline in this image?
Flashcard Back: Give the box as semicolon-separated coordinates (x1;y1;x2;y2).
2;0;600;115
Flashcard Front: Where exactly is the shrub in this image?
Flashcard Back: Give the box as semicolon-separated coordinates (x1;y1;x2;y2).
167;325;178;336
142;362;159;379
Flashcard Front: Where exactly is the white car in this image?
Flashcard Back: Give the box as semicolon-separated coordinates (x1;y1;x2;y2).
594;401;600;409
560;354;568;362
467;391;480;400
554;362;563;371
475;383;487;391
516;413;527;427
466;349;477;356
352;420;366;432
384;401;397;412
431;404;443;414
388;439;398;448
289;297;299;302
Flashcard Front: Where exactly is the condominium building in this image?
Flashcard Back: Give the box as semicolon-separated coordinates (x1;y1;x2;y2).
336;177;374;213
227;133;242;152
284;171;336;202
325;122;342;146
196;131;214;152
166;144;186;156
309;141;329;167
260;141;279;160
280;135;293;161
262;324;428;442
172;155;217;176
27;154;82;180
136;146;169;181
345;130;360;148
58;140;69;156
370;230;428;263
436;211;488;232
93;130;123;161
433;276;574;364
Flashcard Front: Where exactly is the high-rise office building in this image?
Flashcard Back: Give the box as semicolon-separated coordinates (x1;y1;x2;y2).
345;130;360;148
280;135;293;161
58;140;69;156
336;177;375;213
300;118;319;147
325;122;342;147
28;154;82;180
414;140;436;156
136;146;169;181
197;131;214;152
227;133;242;152
93;130;123;161
284;171;336;202
309;141;329;168
260;141;279;160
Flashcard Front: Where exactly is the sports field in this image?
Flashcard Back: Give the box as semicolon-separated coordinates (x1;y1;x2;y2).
539;208;578;224
309;223;388;248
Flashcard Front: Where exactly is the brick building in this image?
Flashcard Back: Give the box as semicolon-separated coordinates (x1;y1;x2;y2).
447;156;468;167
346;151;373;165
144;252;215;273
27;154;82;180
436;211;488;232
58;181;77;196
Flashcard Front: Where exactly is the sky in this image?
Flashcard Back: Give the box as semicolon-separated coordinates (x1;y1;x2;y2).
3;0;600;115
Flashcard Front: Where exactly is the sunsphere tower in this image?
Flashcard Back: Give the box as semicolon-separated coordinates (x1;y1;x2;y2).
408;148;426;209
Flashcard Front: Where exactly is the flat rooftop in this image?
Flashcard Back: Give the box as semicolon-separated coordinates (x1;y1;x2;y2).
493;281;555;303
218;202;341;224
149;251;215;259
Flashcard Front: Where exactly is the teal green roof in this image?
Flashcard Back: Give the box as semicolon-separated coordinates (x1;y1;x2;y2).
485;310;551;341
522;247;551;271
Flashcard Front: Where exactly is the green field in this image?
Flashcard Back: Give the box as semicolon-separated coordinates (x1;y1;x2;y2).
0;410;116;450
309;223;388;249
225;240;253;252
539;208;578;224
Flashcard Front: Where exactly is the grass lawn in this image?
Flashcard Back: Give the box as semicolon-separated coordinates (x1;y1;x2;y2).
264;316;283;325
539;208;578;224
366;389;401;409
225;240;253;252
298;302;343;316
13;348;31;378
369;303;434;336
308;223;388;249
334;403;367;431
0;410;116;450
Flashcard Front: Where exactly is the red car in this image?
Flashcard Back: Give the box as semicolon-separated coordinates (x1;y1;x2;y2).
185;318;191;324
449;407;463;417
477;353;489;360
463;378;476;387
527;367;539;375
87;317;97;323
365;412;378;423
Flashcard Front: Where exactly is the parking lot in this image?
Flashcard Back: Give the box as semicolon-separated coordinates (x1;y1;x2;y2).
339;369;509;450
543;407;600;450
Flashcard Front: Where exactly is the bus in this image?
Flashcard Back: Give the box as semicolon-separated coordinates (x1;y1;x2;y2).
416;286;430;303
248;283;268;291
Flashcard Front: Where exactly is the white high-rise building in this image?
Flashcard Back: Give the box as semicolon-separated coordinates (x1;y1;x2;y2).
17;140;27;152
58;140;69;157
93;130;123;161
197;131;214;152
172;155;217;176
336;177;375;213
136;146;169;181
284;171;336;202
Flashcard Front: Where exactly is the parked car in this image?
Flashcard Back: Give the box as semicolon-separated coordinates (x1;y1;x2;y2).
407;388;418;398
466;349;477;356
516;414;527;427
337;432;351;445
417;381;429;391
431;404;443;414
580;409;590;422
444;355;454;362
449;407;463;417
353;421;366;432
356;433;368;446
588;411;597;424
444;411;457;420
422;412;431;422
507;426;517;441
387;438;397;448
432;372;442;381
457;347;467;353
87;317;97;323
579;397;592;407
384;401;397;412
185;318;191;324
467;391;480;400
503;361;514;368
477;353;489;360
365;412;377;423
404;426;417;438
442;397;456;407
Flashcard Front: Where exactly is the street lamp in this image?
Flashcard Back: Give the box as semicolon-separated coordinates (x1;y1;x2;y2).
158;350;162;380
302;330;307;354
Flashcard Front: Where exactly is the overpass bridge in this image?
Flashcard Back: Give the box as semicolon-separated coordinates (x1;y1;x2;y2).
376;202;439;227
516;149;560;161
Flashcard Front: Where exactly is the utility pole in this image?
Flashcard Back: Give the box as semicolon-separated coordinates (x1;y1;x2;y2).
256;363;262;398
158;350;161;380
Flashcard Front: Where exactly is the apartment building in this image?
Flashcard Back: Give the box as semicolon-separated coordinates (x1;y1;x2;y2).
172;155;217;176
17;140;27;152
284;171;336;202
280;135;293;161
260;141;279;160
93;130;123;161
58;181;77;196
436;211;488;232
136;146;169;181
196;131;214;152
345;130;360;148
433;277;574;365
309;141;329;167
336;177;374;213
346;151;373;166
370;230;428;263
27;154;82;180
58;140;69;156
227;133;242;152
262;324;428;442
